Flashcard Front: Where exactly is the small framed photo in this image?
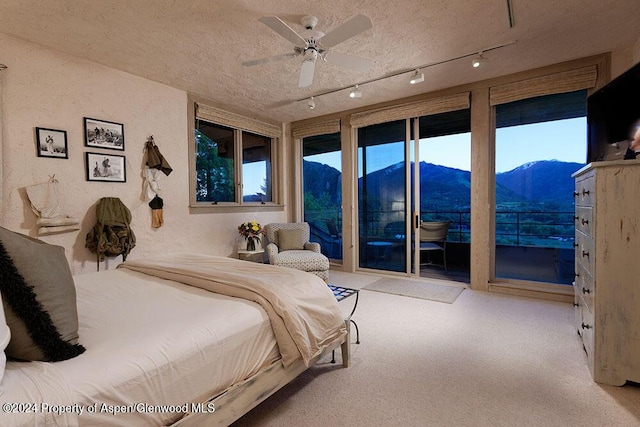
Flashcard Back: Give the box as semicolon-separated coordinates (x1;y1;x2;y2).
35;127;68;158
84;117;124;151
86;152;126;182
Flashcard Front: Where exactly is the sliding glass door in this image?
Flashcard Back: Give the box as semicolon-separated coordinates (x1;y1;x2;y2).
302;132;343;261
356;110;471;278
358;120;408;272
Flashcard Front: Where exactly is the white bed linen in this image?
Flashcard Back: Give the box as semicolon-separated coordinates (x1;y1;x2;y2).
0;268;279;426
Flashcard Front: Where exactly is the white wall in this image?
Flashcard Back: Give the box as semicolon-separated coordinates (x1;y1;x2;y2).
0;34;285;274
610;35;640;78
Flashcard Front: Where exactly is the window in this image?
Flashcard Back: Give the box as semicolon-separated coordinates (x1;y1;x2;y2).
494;90;587;285
242;131;272;202
302;132;342;261
194;117;275;205
195;121;235;203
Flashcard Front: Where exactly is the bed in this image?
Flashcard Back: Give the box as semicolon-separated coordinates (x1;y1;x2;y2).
0;227;349;426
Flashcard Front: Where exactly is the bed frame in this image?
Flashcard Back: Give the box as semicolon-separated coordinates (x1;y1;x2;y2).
173;321;350;426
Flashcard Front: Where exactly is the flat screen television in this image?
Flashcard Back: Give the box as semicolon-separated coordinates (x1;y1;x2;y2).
588;61;640;162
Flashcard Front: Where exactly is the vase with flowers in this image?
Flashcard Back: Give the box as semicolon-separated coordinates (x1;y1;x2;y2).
238;220;263;251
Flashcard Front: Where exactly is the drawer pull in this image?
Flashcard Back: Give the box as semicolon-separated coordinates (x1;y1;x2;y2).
574;272;580;278
581;322;592;330
573;302;579;307
581;218;589;225
582;250;589;258
582;189;590;195
573;191;579;197
582;287;591;294
574;215;579;221
573;243;578;248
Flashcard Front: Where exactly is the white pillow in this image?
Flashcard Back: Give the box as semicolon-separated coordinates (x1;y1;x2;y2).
0;294;11;394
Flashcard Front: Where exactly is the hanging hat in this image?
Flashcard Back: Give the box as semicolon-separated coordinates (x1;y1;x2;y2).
145;137;173;176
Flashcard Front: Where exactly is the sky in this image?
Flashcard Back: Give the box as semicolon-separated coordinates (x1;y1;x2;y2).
303;117;587;176
245;117;588;195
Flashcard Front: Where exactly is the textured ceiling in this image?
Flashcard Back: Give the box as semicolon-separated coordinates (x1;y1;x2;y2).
1;0;639;123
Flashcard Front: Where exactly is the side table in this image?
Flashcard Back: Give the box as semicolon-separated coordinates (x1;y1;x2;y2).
237;249;265;263
328;284;360;364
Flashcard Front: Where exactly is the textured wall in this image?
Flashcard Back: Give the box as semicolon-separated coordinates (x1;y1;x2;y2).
0;34;285;274
610;35;640;79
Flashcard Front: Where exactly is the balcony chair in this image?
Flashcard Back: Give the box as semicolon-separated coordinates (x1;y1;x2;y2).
419;221;450;270
326;219;341;240
264;222;330;282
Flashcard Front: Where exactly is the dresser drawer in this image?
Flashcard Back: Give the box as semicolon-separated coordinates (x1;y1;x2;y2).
575;232;595;277
575;174;595;207
579;301;595;367
573;289;583;338
575;206;593;237
574;263;594;313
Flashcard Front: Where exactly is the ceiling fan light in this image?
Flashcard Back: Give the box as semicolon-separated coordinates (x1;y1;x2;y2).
308;96;316;110
409;71;424;84
349;85;362;98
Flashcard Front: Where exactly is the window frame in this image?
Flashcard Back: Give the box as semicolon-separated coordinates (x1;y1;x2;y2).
189;99;282;210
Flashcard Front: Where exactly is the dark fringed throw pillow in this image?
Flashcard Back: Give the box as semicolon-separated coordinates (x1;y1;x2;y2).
0;226;85;361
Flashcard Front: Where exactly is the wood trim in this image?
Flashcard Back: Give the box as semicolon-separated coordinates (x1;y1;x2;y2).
489;281;574;303
469;87;494;292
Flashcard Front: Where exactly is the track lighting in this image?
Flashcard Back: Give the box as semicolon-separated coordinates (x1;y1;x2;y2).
471;52;486;68
409;70;424;84
297;41;517;111
349;85;362;98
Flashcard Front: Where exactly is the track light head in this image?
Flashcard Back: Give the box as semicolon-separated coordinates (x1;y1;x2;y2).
308;96;315;110
409;71;424;84
349;85;362;98
471;52;486;68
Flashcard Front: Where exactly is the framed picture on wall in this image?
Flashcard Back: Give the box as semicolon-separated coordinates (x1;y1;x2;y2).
35;127;68;158
86;152;126;182
84;117;125;151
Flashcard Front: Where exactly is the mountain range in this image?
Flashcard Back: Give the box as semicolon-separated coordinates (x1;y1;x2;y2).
304;159;585;213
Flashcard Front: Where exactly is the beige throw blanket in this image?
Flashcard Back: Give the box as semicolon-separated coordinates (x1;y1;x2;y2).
118;253;347;367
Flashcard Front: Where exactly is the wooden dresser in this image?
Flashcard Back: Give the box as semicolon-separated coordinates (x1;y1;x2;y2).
573;160;640;386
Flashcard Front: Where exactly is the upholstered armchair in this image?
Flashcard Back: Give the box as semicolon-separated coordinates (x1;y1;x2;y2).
264;222;330;282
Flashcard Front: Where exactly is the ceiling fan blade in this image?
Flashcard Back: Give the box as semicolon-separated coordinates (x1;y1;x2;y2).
324;51;373;72
259;16;308;49
299;60;316;88
242;53;298;67
318;14;372;48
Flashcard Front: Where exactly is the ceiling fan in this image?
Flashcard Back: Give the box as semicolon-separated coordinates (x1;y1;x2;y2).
242;14;373;88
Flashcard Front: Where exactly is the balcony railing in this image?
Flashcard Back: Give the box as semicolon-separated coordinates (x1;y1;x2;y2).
306;209;576;253
423;210;575;249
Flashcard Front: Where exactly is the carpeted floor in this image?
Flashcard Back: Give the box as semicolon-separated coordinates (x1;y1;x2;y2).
233;270;640;426
363;277;465;303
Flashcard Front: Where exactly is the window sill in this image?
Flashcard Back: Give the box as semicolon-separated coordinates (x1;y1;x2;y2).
488;279;573;303
189;203;285;214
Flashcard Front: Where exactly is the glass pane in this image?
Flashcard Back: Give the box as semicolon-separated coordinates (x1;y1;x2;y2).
418;110;471;281
358;120;407;272
494;90;587;285
242;131;272;202
194;121;235;202
302;132;342;261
